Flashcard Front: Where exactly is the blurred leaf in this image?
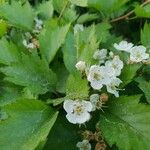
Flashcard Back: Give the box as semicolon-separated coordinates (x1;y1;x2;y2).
0;99;58;150
0;19;7;37
87;0;129;17
39;21;70;63
99;95;150;150
77;25;99;64
135;4;150;19
0;53;57;95
0;1;35;30
120;64;141;87
0;83;22;106
44;113;80;150
0;38;20;65
69;0;88;7
135;77;150;104
63;32;77;74
95;22;111;43
77;13;99;24
141;22;150;49
66;73;89;99
36;1;53;20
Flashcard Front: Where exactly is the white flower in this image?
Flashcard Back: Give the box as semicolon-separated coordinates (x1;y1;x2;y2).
93;49;107;60
75;61;86;72
74;24;84;34
63;100;93;124
114;41;133;52
106;78;122;97
34;17;43;30
87;65;106;90
105;56;123;76
130;45;149;62
76;140;91;150
23;39;36;49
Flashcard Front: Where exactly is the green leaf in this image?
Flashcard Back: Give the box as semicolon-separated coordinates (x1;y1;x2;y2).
0;19;7;37
66;73;89;99
36;1;53;20
77;25;99;65
120;64;141;87
0;38;20;65
63;32;77;74
0;99;58;150
135;77;150;104
141;23;150;49
0;83;22;106
0;54;57;95
39;21;70;63
44;113;80;150
87;0;129;17
69;0;88;7
98;95;150;150
0;1;35;30
135;4;150;19
95;22;111;43
77;13;99;24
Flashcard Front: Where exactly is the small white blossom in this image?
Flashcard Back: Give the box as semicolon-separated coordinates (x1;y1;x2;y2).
106;78;122;97
63;100;93;124
114;41;133;52
130;45;149;62
23;39;36;49
74;24;84;34
76;140;91;150
75;61;86;72
33;17;43;33
87;65;106;90
105;56;123;76
93;49;107;61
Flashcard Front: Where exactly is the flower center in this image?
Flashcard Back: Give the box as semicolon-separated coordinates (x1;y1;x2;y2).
93;73;101;81
74;105;84;115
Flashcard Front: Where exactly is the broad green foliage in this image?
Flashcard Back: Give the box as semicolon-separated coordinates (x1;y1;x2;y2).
66;74;89;99
36;1;53;20
0;99;58;150
135;77;150;104
120;64;141;87
0;38;20;65
0;0;150;149
39;21;70;63
0;54;57;95
0;19;7;37
135;4;150;19
0;1;35;30
141;23;150;48
0;83;21;106
44;114;80;150
63;32;77;74
99;95;150;150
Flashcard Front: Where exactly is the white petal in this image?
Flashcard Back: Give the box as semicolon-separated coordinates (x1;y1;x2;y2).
63;100;74;113
91;81;103;90
66;113;77;124
83;101;93;112
75;112;91;124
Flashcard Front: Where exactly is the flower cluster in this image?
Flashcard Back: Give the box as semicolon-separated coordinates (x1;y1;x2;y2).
88;52;123;97
114;41;149;63
63;40;149;126
23;17;43;49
